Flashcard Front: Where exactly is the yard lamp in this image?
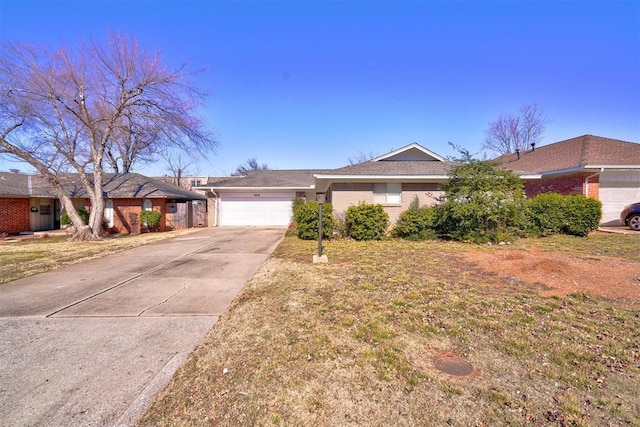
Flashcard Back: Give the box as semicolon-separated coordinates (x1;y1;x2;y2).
313;193;328;263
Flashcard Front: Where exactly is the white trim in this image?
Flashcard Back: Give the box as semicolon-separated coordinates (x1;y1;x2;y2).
584;165;640;170
540;165;640;177
205;186;315;191
372;143;447;162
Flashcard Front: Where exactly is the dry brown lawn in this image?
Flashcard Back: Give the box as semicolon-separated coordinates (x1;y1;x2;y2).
140;233;640;426
0;228;202;284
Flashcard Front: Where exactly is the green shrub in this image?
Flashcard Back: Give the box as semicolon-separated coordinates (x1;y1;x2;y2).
346;202;389;241
562;195;602;236
527;192;567;236
526;193;602;237
294;201;336;240
291;197;306;217
434;162;527;243
140;210;162;231
60;207;90;225
392;197;436;240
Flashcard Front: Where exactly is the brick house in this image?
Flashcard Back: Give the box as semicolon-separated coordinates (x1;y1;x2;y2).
0;172;207;235
495;135;640;225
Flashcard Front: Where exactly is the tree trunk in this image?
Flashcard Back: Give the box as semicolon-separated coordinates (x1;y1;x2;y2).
69;224;102;242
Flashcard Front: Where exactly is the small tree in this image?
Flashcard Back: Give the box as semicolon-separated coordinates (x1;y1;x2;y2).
434;161;527;242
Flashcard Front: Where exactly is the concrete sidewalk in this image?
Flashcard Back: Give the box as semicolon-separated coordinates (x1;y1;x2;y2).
0;227;285;426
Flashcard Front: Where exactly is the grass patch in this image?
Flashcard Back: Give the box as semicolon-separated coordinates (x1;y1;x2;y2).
0;229;202;285
140;235;640;426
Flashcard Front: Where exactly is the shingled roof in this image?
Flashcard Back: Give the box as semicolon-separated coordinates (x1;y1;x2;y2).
209;169;330;189
0;172;206;200
324;160;455;176
495;135;640;174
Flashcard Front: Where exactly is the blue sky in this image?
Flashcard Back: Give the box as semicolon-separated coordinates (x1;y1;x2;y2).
1;0;639;176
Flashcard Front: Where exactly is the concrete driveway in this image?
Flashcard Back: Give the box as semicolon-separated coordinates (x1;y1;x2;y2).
0;227;285;426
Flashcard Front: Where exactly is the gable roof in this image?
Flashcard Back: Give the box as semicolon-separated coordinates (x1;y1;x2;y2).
0;172;206;200
495;135;640;174
373;142;447;162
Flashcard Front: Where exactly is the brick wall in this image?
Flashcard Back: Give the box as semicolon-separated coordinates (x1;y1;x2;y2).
0;198;30;234
524;173;599;199
106;198;165;234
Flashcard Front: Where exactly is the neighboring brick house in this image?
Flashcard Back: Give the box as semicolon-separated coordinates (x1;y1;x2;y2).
0;172;207;235
495;135;640;225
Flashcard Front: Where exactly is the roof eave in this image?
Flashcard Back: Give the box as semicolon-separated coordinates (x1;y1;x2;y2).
314;174;450;180
207;185;316;191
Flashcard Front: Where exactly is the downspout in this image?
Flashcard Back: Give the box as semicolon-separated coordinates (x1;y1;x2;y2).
584;168;604;197
211;190;219;227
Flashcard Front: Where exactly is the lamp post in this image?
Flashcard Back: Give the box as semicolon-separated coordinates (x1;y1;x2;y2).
313;193;328;263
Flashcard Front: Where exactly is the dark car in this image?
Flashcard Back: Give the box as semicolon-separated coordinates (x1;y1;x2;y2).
620;202;640;231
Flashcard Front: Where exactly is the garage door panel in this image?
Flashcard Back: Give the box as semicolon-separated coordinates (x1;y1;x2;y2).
599;172;640;225
220;192;294;226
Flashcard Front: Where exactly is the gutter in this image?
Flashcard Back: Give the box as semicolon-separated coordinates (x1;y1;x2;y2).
584;168;604;197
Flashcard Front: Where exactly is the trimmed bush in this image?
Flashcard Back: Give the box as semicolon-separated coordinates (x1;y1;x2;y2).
140;210;162;231
60;207;90;225
346;202;389;241
526;193;602;237
562;195;602;236
393;197;436;240
294;201;336;240
527;192;567;236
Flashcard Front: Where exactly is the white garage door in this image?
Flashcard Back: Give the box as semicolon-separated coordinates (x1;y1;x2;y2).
599;171;640;225
220;192;294;226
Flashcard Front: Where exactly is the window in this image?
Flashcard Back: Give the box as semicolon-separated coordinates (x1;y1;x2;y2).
373;183;401;204
142;199;153;211
191;179;201;187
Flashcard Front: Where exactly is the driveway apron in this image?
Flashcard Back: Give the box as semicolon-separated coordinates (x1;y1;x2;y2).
0;227;285;426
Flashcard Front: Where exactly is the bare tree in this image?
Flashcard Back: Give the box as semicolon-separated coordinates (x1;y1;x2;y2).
0;34;216;241
232;158;269;176
164;152;198;189
348;151;377;165
483;103;547;155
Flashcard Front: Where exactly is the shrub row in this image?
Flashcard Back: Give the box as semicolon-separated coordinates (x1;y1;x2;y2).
293;192;601;242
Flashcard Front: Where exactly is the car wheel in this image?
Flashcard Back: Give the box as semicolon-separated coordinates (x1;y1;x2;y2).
628;214;640;231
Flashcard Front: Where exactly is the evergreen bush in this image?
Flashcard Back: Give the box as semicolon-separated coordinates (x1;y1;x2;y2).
346;202;389;241
526;192;567;236
433;162;527;243
392;196;436;240
60;207;90;225
140;210;162;231
294;201;336;240
562;195;602;236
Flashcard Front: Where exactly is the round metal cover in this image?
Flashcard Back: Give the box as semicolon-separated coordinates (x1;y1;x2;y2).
434;354;474;377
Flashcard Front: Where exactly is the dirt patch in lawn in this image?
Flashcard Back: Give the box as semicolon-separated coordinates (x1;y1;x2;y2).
462;247;640;300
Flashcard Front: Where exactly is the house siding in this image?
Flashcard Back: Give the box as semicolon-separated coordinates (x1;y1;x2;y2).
524;173;598;199
0;198;30;234
330;182;444;226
